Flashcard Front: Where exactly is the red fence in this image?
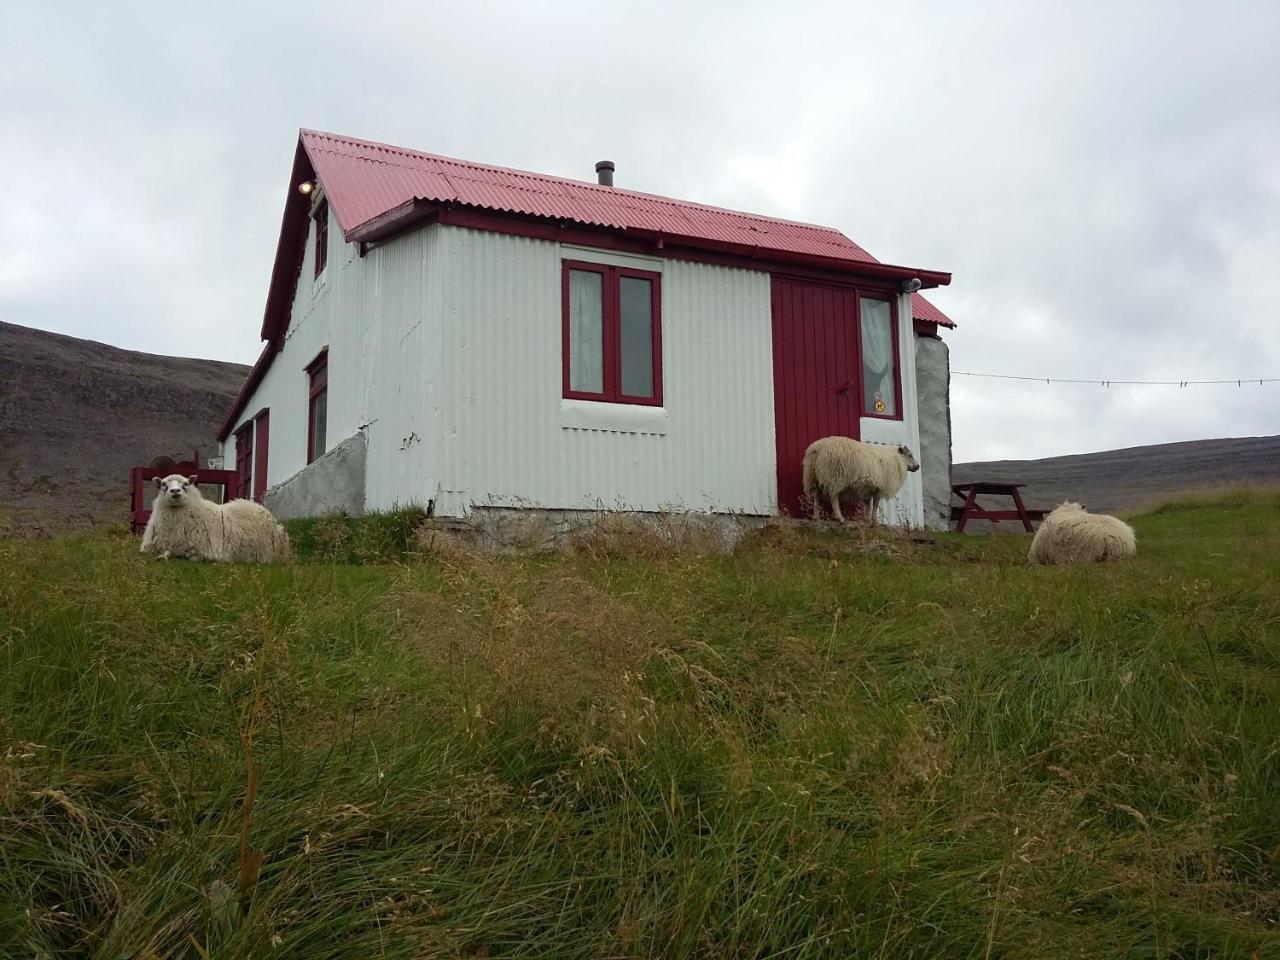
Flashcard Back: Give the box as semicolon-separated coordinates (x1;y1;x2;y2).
129;450;240;535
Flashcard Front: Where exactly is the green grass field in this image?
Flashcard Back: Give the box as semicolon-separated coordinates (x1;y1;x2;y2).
2;491;1278;958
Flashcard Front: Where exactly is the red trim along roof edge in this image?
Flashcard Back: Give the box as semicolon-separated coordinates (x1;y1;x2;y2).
217;339;277;440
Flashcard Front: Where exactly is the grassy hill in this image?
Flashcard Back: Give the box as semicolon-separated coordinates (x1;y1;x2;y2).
2;492;1279;958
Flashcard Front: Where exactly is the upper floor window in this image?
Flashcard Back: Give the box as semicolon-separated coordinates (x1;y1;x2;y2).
859;296;900;419
313;200;329;278
562;260;662;405
307;351;328;463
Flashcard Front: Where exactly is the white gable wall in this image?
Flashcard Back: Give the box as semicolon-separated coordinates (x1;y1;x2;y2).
220;206;445;510
220;206;342;488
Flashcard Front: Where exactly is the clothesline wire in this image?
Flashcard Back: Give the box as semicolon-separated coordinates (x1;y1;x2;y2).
953;371;1279;387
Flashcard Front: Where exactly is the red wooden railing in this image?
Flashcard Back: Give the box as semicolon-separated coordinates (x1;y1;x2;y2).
129;449;240;535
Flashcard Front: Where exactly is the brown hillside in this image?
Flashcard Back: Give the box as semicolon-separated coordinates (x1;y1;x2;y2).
0;321;248;535
955;434;1280;517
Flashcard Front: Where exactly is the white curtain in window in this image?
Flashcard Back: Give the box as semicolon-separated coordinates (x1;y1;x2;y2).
860;298;896;416
569;270;603;393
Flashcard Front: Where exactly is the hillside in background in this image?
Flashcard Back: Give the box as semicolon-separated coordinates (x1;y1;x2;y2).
956;434;1280;516
0;321;248;535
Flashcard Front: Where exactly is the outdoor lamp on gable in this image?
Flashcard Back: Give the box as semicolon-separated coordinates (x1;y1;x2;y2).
297;181;314;196
899;277;922;294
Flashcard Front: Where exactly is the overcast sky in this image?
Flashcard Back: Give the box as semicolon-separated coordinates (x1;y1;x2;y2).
3;1;1277;461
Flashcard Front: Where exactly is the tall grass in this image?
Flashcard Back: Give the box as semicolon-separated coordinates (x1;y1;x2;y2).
284;507;428;564
1;492;1278;957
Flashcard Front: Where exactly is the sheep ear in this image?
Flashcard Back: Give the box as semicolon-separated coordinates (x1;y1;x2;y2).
187;475;199;486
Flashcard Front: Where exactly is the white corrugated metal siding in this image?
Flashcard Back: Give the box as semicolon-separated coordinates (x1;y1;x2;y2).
222;207;443;511
431;227;777;516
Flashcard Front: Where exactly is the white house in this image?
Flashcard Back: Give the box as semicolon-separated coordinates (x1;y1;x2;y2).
218;129;956;529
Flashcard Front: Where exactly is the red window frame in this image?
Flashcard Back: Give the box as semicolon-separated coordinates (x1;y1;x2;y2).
306;349;328;464
856;293;904;422
234;422;254;499
314;199;329;278
561;259;663;406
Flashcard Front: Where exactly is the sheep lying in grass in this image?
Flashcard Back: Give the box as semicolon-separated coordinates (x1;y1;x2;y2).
802;437;920;524
1028;501;1136;565
141;475;290;563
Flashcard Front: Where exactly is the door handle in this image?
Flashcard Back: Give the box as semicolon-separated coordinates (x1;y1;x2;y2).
836;380;852;395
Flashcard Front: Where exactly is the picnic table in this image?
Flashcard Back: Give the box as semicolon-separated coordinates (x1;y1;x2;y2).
950;482;1046;533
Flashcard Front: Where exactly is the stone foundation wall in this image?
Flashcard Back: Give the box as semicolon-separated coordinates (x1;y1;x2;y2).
418;507;775;555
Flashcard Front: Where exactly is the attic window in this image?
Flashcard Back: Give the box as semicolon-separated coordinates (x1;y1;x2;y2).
313;200;329;278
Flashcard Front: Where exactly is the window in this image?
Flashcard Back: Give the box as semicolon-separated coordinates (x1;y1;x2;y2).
859;296;900;418
313;199;329;278
562;260;662;405
307;351;328;463
234;422;254;499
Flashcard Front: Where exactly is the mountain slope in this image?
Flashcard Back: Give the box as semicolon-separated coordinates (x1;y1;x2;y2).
0;321;248;535
955;434;1280;515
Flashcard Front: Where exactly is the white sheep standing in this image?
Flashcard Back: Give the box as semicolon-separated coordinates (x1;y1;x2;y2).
141;474;291;563
1028;501;1136;565
802;437;920;524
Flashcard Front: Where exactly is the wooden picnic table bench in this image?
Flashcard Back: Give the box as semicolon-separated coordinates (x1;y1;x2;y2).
950;481;1046;533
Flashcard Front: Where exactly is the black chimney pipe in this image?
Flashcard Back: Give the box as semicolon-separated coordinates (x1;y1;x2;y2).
595;160;615;187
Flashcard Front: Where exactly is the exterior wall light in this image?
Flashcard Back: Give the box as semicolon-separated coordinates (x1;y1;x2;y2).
899;277;922;294
297;181;315;196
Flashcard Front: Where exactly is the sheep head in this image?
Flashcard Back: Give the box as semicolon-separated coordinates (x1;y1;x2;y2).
154;473;198;507
897;445;921;473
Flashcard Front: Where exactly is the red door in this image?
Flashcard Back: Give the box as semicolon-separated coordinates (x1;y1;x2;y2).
253;411;270;502
771;278;861;516
234;424;254;501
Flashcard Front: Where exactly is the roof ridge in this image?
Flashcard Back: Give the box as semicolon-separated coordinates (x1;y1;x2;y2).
300;128;856;238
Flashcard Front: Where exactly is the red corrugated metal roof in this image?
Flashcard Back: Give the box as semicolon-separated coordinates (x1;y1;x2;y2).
911;292;953;327
302;129;884;267
301;129;954;327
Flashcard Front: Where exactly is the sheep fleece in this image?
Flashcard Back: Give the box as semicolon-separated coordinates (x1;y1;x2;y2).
142;485;290;563
802;437;910;522
1028;501;1136;565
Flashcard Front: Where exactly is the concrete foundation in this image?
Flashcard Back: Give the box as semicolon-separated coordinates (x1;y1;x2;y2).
418;507;775;555
264;431;368;520
914;333;953;531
